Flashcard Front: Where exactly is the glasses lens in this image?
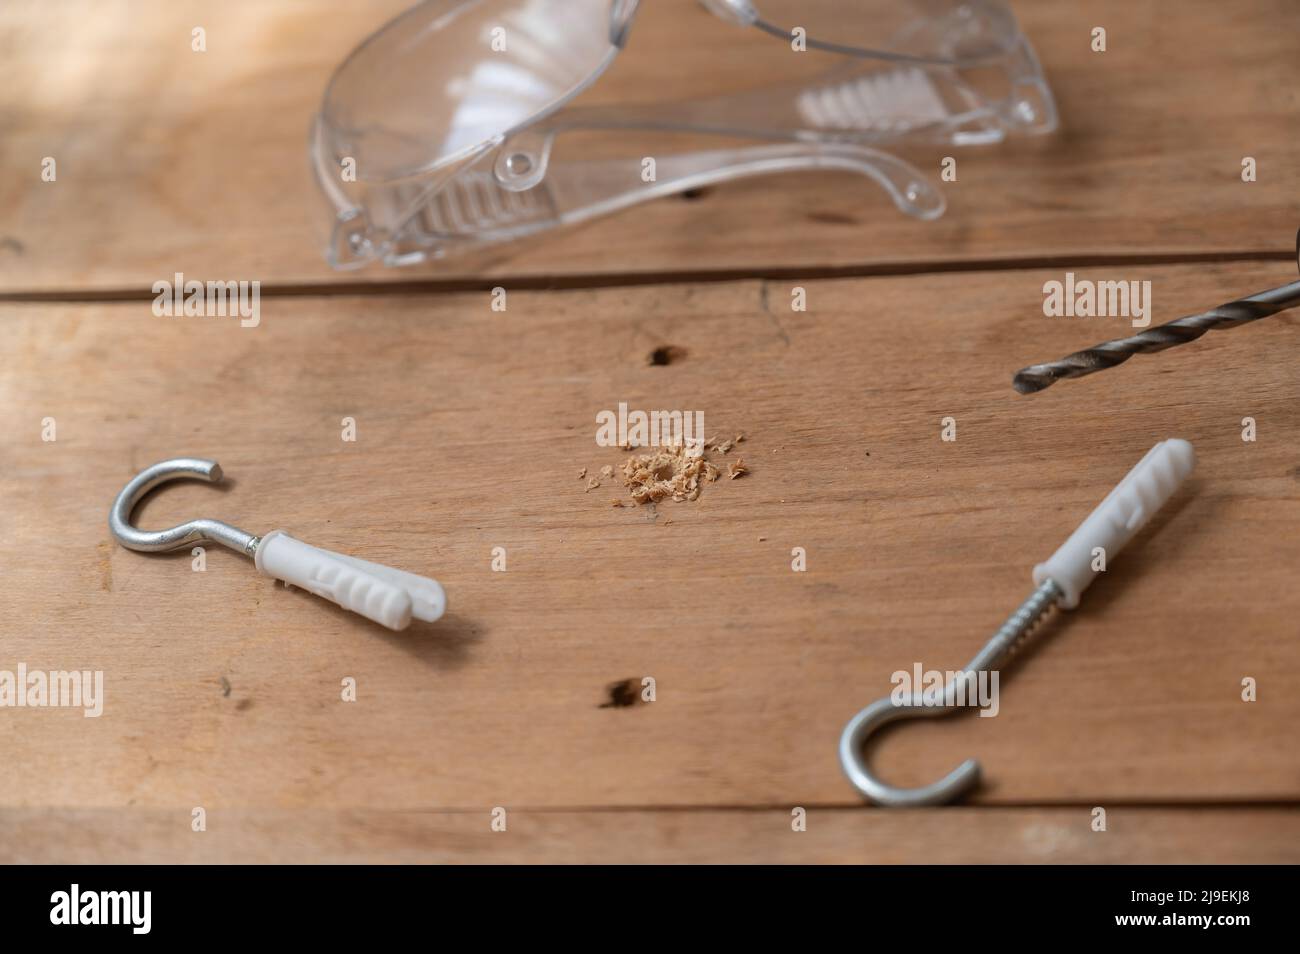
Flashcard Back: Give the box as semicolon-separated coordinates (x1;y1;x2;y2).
321;0;629;180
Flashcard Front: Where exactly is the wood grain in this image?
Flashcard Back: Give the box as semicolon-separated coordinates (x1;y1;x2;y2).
2;0;1295;865
3;807;1296;864
2;0;1299;293
3;262;1297;817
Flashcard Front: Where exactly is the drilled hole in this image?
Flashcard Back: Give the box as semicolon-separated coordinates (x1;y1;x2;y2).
599;678;642;709
648;345;687;366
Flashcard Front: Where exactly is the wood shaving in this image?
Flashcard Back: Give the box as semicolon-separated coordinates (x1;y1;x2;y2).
601;465;614;478
577;468;587;480
728;459;748;480
708;433;746;454
585;477;601;492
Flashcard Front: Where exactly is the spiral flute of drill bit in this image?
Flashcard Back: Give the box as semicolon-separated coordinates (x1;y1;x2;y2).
1013;279;1300;394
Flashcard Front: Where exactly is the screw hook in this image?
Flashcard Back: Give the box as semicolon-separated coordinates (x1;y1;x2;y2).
838;579;1061;807
839;440;1196;806
108;457;445;631
109;457;258;556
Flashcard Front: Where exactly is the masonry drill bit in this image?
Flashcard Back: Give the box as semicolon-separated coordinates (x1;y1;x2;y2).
1012;278;1300;393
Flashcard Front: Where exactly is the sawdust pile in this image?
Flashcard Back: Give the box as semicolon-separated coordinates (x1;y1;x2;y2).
584;434;747;506
621;442;719;503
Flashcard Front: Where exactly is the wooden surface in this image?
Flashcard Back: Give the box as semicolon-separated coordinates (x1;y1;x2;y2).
1;1;1298;863
5;808;1299;865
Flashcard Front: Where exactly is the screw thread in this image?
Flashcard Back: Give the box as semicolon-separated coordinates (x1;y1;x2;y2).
967;578;1062;672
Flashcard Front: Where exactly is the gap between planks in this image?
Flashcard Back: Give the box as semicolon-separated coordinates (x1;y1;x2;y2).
0;249;1294;305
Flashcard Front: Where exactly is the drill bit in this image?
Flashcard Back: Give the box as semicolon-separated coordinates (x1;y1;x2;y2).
1013;279;1300;393
1015;228;1300;395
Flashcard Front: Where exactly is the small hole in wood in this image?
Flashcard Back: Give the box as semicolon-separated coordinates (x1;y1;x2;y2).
648;345;686;366
599;678;642;709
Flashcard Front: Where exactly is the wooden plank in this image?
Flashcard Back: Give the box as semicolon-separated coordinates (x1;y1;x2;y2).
2;262;1297;811
3;1;1299;293
2;807;1296;863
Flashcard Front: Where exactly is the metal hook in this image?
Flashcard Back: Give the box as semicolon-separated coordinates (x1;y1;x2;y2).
838;579;1061;807
840;438;1198;806
109;457;258;557
109;457;447;630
